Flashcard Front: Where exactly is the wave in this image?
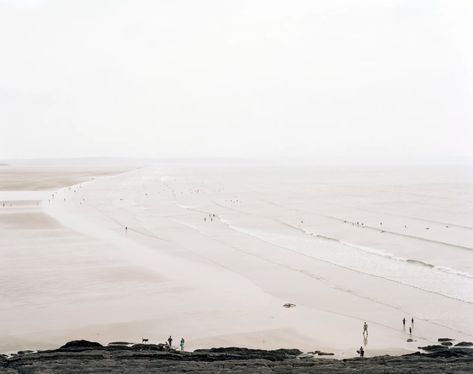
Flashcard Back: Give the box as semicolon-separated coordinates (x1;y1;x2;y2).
258;198;473;250
405;259;435;268
176;202;473;302
326;216;473;252
339;239;473;280
282;221;473;281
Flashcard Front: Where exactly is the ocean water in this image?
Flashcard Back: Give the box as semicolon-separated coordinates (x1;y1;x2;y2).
152;163;473;303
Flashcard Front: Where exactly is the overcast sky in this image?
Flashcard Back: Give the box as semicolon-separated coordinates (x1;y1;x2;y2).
0;0;472;163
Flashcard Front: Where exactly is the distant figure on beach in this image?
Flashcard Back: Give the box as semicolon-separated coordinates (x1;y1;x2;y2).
168;336;173;348
180;338;185;351
363;322;368;335
409;327;412;335
411;317;414;325
403;318;406;327
357;346;364;358
125;226;128;231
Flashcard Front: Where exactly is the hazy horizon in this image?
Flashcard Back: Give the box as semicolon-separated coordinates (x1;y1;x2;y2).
1;0;472;164
2;156;473;167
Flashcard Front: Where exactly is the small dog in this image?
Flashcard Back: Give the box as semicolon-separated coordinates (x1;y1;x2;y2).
142;338;149;343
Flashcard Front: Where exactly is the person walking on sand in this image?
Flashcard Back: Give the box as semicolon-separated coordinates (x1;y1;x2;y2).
363;322;368;335
180;338;185;351
403;318;406;327
168;336;173;348
409;327;412;335
411;317;414;325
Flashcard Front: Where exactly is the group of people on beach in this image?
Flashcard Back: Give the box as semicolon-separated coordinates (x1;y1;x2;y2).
403;317;415;335
165;336;185;352
204;213;216;222
342;218;446;232
358;317;415;357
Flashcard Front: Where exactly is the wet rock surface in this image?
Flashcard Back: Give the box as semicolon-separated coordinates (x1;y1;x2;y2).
418;345;447;351
59;340;103;350
456;342;473;347
0;341;472;373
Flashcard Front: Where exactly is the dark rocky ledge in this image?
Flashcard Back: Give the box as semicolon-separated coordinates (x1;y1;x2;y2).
1;340;473;373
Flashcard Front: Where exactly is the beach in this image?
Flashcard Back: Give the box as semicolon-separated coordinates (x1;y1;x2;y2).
1;160;472;357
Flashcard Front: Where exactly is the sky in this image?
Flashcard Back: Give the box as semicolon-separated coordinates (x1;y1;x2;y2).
0;0;472;164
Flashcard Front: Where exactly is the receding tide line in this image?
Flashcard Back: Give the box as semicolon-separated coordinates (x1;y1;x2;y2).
257;197;473;252
232;222;473;305
212;199;473;281
168;199;472;305
325;215;473;251
280;221;473;281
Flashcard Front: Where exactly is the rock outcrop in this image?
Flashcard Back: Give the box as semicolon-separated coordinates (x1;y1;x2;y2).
418;345;446;351
0;340;472;373
59;340;103;350
456;342;473;347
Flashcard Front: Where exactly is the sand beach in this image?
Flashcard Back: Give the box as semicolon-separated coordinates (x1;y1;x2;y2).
1;160;472;357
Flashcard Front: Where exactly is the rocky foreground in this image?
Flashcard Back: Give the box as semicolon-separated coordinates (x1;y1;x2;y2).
1;340;473;373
